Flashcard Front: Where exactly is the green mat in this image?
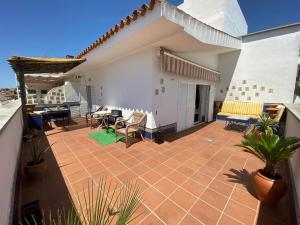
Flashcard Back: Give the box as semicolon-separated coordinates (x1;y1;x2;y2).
89;128;124;145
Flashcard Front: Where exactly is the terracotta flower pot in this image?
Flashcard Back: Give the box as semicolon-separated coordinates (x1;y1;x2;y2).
252;170;287;204
24;159;47;180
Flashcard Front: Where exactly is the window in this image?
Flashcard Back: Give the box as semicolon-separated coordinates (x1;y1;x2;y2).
41;90;48;94
28;89;36;94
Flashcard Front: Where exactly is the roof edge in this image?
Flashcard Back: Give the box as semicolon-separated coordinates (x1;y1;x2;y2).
242;22;300;37
76;0;162;59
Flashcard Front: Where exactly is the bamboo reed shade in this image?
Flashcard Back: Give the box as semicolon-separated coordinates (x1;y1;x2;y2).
8;56;86;74
24;75;64;85
160;49;221;83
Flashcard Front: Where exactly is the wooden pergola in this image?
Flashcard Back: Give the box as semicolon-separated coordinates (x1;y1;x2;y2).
8;56;86;132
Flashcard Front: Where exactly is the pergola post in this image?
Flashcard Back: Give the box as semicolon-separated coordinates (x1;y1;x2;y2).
16;64;29;133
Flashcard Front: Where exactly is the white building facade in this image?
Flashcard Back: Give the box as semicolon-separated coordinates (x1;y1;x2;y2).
26;0;300;137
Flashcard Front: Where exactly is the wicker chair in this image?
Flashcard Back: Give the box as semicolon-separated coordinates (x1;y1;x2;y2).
115;112;147;148
86;106;107;127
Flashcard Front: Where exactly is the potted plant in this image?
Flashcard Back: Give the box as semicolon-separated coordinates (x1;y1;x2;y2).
253;113;278;137
24;139;53;180
236;130;300;203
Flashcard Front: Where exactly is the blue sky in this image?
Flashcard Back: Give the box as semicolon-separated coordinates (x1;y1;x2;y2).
1;0;300;88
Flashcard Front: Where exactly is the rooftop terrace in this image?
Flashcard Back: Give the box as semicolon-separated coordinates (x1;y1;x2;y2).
20;118;290;225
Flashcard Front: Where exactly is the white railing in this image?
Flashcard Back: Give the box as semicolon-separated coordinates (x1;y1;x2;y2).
0;100;23;225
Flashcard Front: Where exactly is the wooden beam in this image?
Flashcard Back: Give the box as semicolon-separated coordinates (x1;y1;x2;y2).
16;64;29;133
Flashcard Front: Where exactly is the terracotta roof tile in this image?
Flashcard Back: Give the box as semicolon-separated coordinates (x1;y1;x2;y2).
76;0;161;59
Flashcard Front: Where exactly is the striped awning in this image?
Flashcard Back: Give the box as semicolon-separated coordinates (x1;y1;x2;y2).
160;50;221;83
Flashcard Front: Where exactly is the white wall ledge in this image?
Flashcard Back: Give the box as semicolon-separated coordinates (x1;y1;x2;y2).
285;104;300;121
0;100;22;135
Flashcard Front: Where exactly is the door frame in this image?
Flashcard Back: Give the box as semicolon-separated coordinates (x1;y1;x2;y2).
177;80;212;132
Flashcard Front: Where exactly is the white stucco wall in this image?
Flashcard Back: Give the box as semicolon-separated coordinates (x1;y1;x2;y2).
0;101;23;225
151;48;217;129
178;0;247;37
216;27;300;103
72;47;219;131
79;48;155;129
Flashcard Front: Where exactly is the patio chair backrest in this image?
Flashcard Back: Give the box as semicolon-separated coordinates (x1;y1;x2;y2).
97;106;108;112
131;112;146;128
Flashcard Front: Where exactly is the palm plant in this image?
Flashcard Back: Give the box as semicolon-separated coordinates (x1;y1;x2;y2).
22;179;141;225
236;130;300;179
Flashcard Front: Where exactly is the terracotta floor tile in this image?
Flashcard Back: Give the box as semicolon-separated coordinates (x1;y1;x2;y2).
117;169;138;184
179;214;203;225
154;199;186;225
130;202;151;224
181;179;206;197
143;158;161;168
154;164;173;177
67;170;89;184
62;162;83;175
191;171;213;186
231;188;259;210
124;157;140;168
139;214;165;225
142;187;166;210
169;187;197;211
133;177;150;193
204;160;224;171
190;199;221;225
199;165;220;178
131;163;151;176
154;178;178;197
92;169;114;183
107;163;128;176
141;170;163;185
208;179;234;197
177;165;196;177
85;163;106;176
71;177;93;193
101;157;121;168
166;171;188;185
200;189;228;210
218;214;243;225
224;200;256;225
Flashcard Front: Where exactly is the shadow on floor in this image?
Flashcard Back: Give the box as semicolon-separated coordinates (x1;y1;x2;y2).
224;167;290;224
224;168;257;198
21;133;75;224
163;122;211;143
44;118;88;133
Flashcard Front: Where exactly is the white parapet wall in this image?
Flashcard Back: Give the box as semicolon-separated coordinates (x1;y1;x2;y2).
178;0;248;37
0;100;23;225
285;104;300;224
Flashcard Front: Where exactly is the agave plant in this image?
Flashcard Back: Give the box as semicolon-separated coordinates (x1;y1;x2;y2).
253;113;278;134
22;179;141;225
236;130;300;179
295;83;300;97
28;139;54;166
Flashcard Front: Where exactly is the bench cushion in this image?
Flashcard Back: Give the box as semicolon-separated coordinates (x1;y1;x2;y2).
217;101;263;119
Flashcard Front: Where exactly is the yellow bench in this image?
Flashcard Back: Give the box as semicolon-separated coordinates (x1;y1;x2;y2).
217;101;263;119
